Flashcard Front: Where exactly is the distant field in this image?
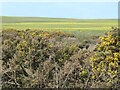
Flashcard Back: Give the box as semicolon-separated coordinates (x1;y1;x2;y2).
2;16;118;40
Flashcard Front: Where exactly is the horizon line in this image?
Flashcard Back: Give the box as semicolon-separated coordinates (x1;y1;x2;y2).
1;16;118;20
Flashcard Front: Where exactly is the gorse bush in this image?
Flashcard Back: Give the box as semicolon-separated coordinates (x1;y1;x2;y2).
90;29;120;88
1;28;120;88
2;29;90;88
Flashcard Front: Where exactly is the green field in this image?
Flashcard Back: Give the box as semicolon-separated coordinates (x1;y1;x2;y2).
2;16;118;40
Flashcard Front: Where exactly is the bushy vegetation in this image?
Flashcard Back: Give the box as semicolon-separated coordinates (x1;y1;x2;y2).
1;28;120;89
90;29;120;88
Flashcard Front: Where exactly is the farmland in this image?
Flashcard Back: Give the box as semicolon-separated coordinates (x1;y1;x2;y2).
2;16;118;41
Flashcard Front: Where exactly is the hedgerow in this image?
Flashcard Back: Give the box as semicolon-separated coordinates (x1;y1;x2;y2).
1;28;120;88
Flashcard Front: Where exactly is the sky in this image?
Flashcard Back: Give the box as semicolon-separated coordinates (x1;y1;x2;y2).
0;0;119;2
1;2;118;19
